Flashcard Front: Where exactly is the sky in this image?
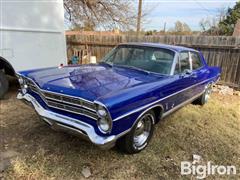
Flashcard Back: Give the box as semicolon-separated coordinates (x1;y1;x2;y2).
138;0;238;31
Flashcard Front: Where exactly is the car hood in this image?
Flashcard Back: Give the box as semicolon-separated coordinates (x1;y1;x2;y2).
23;64;169;101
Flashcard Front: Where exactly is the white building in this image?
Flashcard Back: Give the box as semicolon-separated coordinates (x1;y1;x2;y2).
0;0;67;98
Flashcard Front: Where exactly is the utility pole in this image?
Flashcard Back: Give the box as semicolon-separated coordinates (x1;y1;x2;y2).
136;0;142;37
163;22;166;33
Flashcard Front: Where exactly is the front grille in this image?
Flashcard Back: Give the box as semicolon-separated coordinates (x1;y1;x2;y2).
24;77;98;120
47;101;98;120
43;92;96;110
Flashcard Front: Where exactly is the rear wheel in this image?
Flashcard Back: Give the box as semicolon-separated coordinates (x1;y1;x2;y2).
0;71;9;99
117;110;155;154
194;84;212;106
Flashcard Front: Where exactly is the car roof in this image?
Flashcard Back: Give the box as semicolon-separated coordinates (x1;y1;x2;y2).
119;42;198;53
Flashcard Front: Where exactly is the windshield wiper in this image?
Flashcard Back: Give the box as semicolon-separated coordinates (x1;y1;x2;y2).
99;61;113;67
115;64;150;75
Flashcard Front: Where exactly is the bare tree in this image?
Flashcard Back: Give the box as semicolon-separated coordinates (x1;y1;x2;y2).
64;0;136;30
199;18;212;31
171;21;192;34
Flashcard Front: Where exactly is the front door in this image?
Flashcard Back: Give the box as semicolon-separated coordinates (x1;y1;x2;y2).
162;51;195;112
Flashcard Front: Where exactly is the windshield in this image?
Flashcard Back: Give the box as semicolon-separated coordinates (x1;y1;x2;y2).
102;45;175;75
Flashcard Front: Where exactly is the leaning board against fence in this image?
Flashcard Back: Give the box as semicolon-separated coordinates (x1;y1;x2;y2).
66;34;240;88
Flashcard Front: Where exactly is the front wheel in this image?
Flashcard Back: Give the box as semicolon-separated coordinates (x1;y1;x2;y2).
117;110;155;154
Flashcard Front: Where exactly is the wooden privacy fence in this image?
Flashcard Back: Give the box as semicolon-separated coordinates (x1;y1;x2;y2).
66;34;240;88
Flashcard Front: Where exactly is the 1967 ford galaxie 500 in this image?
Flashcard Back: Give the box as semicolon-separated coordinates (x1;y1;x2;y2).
17;43;221;154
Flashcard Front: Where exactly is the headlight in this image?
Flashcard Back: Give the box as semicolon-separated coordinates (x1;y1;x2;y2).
98;118;111;132
96;105;112;133
97;106;107;117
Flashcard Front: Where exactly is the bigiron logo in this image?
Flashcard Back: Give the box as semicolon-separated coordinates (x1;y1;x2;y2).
180;155;238;179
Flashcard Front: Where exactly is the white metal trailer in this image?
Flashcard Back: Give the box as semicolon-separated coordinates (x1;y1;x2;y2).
0;0;67;98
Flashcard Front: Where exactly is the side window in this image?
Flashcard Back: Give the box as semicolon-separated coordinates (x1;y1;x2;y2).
191;52;202;70
174;52;190;74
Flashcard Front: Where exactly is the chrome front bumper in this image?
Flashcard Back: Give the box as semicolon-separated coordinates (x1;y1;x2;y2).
17;93;117;149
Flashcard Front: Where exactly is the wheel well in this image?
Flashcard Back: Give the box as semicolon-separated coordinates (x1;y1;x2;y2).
0;57;15;76
151;105;164;123
127;104;164;133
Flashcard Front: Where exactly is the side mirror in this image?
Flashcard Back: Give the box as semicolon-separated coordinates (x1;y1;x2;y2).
184;69;192;75
180;69;192;78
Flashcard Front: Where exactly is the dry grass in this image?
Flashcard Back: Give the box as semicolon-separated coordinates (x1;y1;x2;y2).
1;81;240;179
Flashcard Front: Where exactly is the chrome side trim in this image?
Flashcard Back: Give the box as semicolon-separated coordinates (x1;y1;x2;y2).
161;91;204;118
136;104;164;124
120;104;164;135
117;91;204;138
113;91;204;139
113;77;216;121
110;105;164;140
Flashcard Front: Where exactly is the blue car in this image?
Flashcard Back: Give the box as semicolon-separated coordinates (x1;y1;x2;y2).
17;43;221;154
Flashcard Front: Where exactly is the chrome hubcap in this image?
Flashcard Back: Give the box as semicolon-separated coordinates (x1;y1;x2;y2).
133;114;153;148
205;87;212;102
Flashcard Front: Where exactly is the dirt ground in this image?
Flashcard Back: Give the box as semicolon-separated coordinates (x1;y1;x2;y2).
1;79;240;179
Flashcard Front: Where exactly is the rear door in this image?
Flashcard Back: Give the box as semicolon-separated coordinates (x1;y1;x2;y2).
189;51;207;94
173;51;196;105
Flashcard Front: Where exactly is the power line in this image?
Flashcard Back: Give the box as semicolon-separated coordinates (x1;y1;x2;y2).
193;0;236;29
194;0;217;16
